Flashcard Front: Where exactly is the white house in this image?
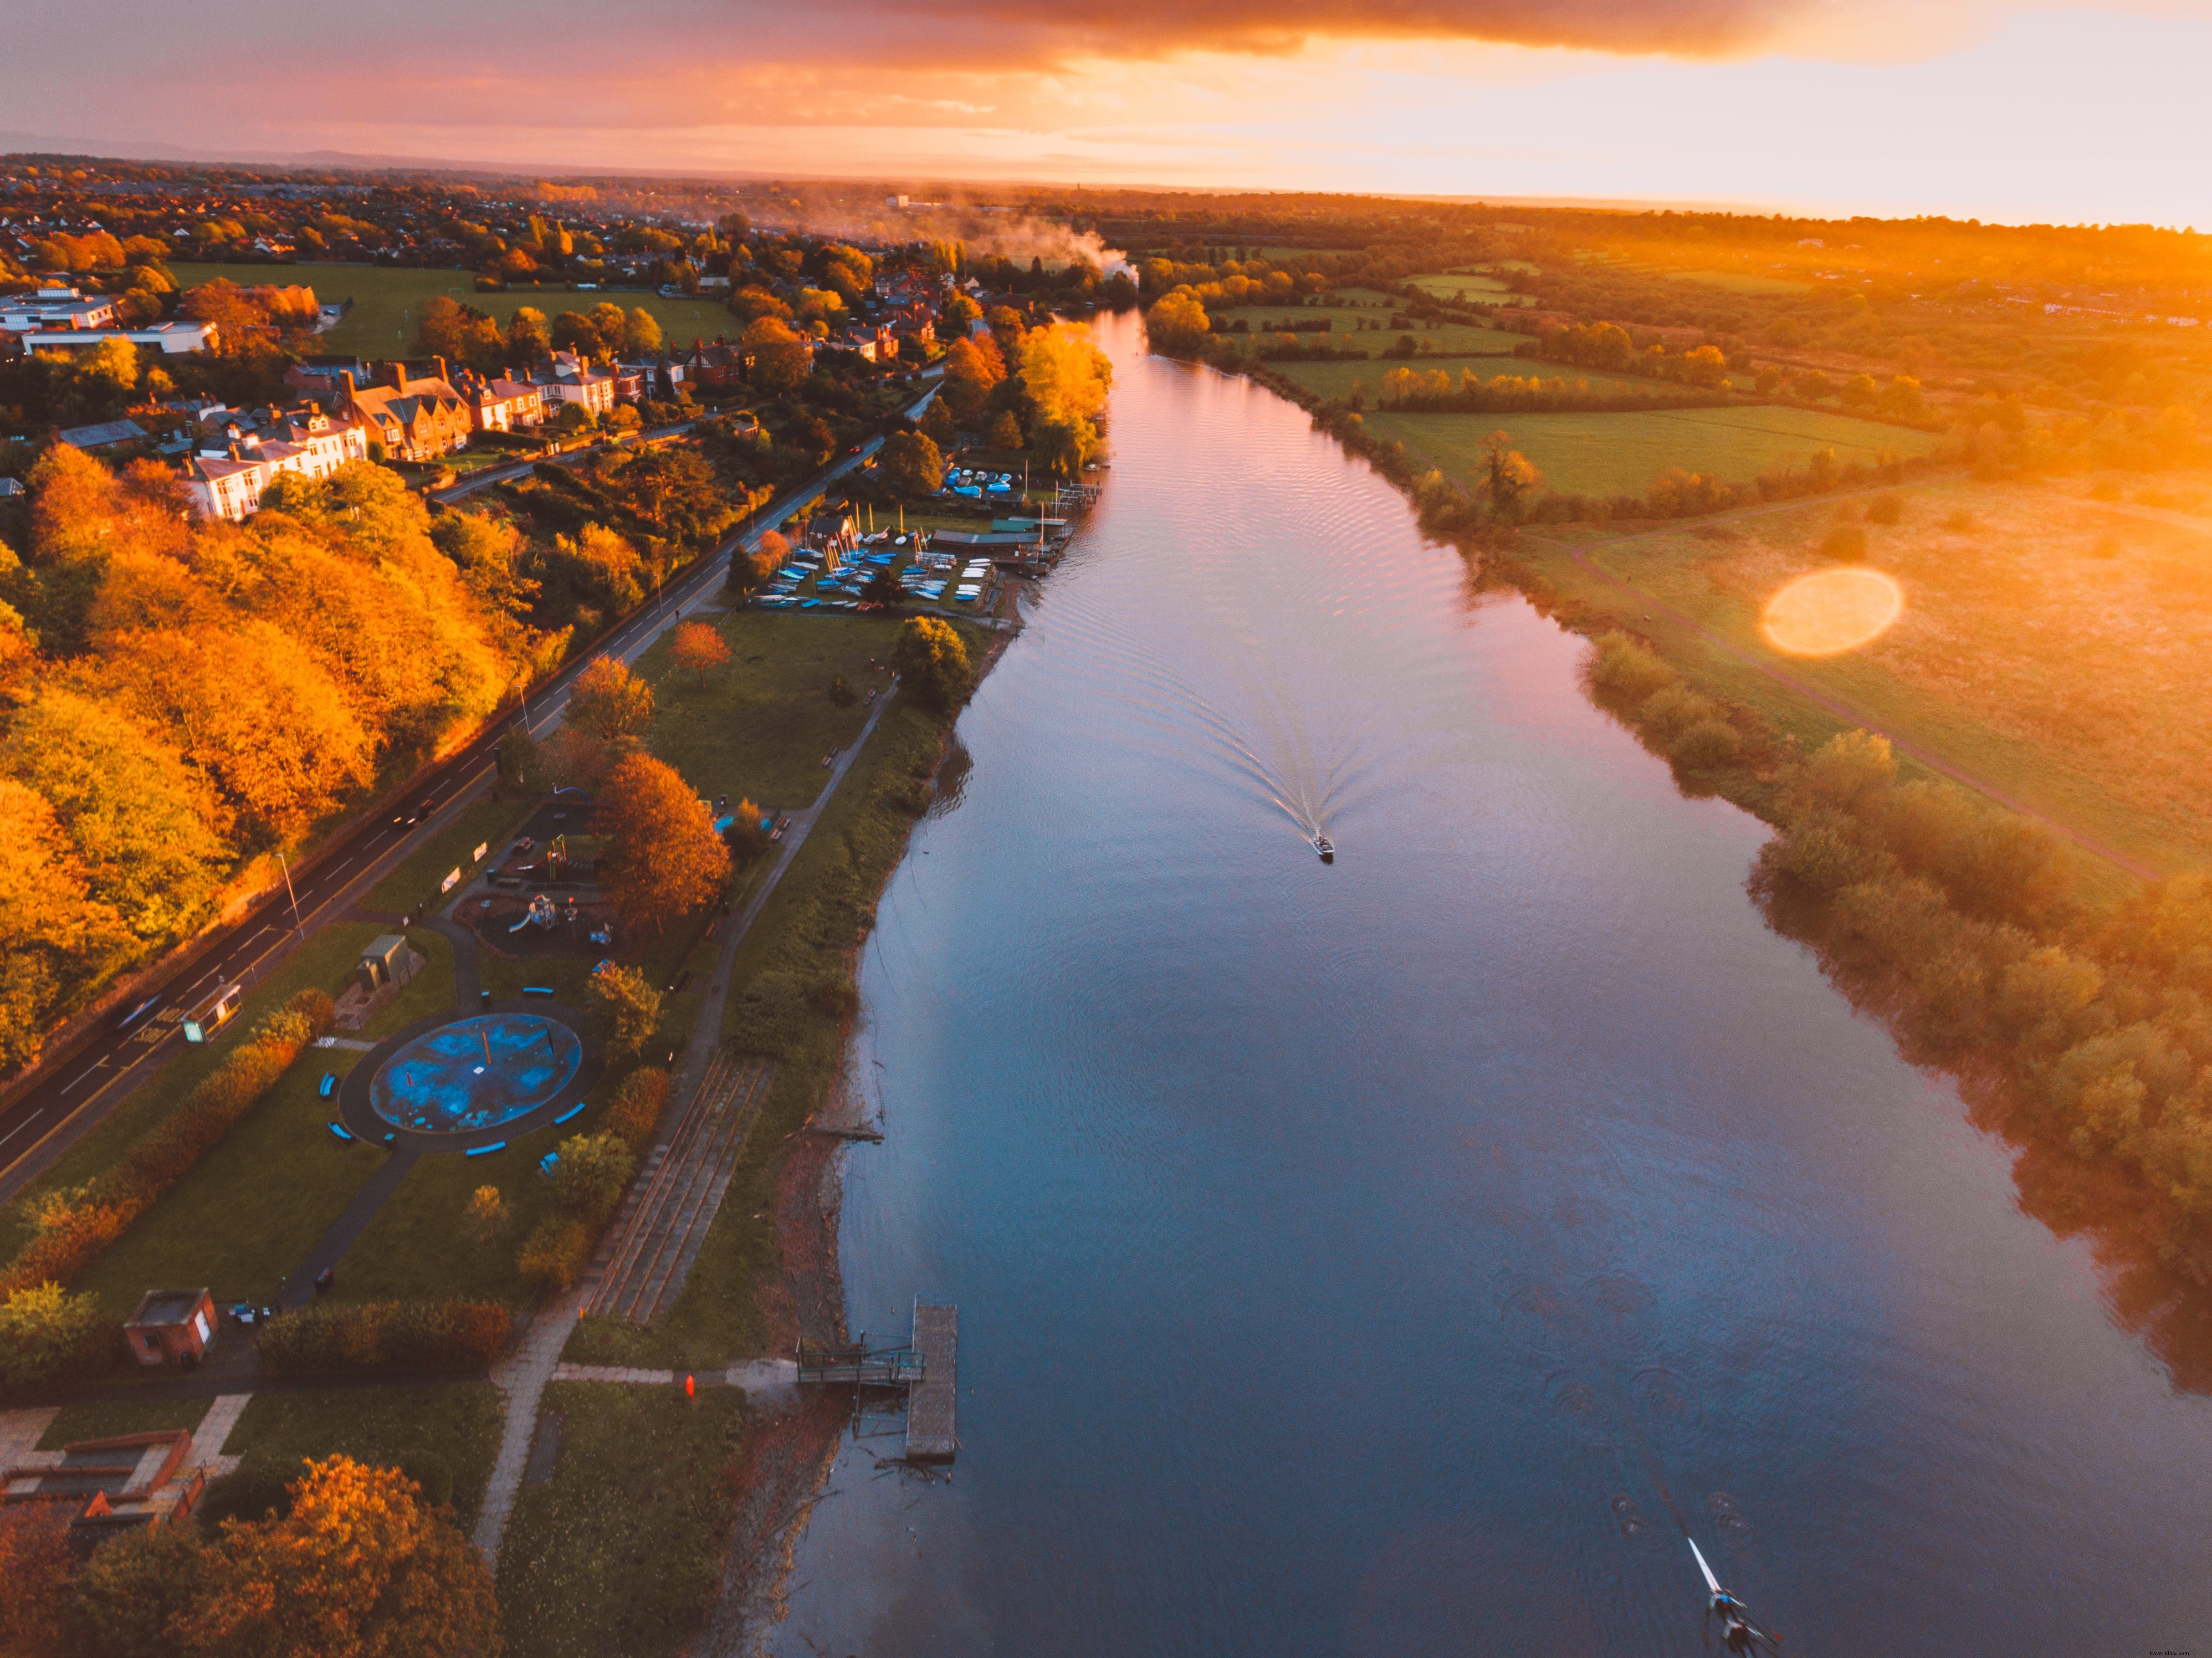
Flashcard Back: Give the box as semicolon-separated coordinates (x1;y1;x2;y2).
529;349;616;416
0;286;116;331
182;406;372;521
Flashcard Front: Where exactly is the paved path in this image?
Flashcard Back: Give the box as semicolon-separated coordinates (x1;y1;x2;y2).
472;1284;586;1559
277;1147;424;1311
187;1392;251;1479
0;1406;60;1472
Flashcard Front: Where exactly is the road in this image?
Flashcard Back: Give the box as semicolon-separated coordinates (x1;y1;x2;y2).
0;411;920;1198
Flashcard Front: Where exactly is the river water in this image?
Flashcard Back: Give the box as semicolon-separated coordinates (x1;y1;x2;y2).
766;312;2212;1656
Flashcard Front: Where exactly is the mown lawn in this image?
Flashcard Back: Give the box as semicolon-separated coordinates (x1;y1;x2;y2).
1520;472;2212;878
1369;404;1937;499
68;928;455;1317
365;794;537;914
224;1380;505;1529
40;1396;211;1448
632;610;905;810
175;260;738;362
497;1382;749;1658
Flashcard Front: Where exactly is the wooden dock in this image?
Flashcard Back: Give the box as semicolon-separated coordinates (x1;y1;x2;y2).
905;1302;957;1462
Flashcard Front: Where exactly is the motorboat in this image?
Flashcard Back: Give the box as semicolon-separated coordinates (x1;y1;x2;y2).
1314;835;1335;863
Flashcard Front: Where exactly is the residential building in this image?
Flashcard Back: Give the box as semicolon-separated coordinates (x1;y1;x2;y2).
17;321;216;355
341;359;473;460
58;418;146;450
529;349;616;416
454;368;546;432
183;403;373;520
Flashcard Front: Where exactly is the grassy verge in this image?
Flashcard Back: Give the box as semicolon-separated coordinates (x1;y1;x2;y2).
366;794;537;914
38;1396;211;1449
496;1382;749;1658
223;1380;504;1529
565;684;966;1370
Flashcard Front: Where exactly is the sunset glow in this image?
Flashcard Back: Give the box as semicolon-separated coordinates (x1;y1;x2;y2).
1762;568;1904;657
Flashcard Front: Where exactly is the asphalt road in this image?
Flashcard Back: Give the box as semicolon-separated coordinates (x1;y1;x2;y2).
0;417;914;1197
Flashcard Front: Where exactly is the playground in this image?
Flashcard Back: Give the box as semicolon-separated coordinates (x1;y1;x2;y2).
367;1014;585;1135
464;891;620;959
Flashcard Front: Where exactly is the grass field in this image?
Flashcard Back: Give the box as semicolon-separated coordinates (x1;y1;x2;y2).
40;1396;211;1449
1367;405;1937;499
1519;473;2212;876
224;1381;504;1529
175;261;740;361
366;794;537;914
633;609;904;810
68;927;454;1317
498;1382;749;1658
1404;272;1515;300
1659;268;1816;295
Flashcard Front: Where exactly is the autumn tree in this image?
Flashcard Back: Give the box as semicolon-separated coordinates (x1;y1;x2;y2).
600;447;732;547
670;620;731;687
0;1280;112;1388
0;779;126;1071
940;334;1006;423
878;431;945;497
1145;290;1211;355
564;655;655;745
1479;430;1543;521
987;411;1024;451
626;306;664;356
595;752;729;934
589;960;663;1060
163;1456;501;1658
892;615;975;713
416;296;505;371
506;306;552;362
467;1185;510;1244
743;316;811;393
919;397;957;447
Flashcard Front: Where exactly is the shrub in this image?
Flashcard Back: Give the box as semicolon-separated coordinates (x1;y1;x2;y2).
814;976;861;1017
601;1068;672;1153
0;1281;117;1388
589;961;662;1062
1581;631;1677;707
197;1460;295;1529
1669;718;1743;771
0;990;331;1297
727;970;816;1058
549;1133;634;1224
256;1299;511;1375
517;1215;592;1291
1818;524;1867;560
1636;684;1719;747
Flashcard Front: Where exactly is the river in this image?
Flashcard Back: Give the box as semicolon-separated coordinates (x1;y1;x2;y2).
764;311;2212;1656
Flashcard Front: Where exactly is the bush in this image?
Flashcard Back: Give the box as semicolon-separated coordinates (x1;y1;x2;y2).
517;1215;593;1291
726;971;814;1058
256;1299;511;1376
1669;718;1743;771
1582;631;1677;707
0;990;332;1298
197;1460;295;1528
549;1133;634;1225
0;1281;118;1389
1818;524;1868;560
601;1068;672;1152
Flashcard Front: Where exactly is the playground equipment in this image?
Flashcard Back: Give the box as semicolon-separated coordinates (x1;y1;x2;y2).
509;892;559;934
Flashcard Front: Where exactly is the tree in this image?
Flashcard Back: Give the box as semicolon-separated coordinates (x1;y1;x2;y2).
862;563;904;610
939;334;1005;422
497;726;542;792
416;296;504;371
506;306;552;362
721;797;771;867
589;960;663;1060
168;1457;501;1658
564;655;655;744
742;316;811;392
68;337;141;417
467;1185;510;1244
600;447;731;547
1479;429;1543;521
0;1280;112;1387
919;397;957;447
0;779;127;1073
626;306;663;357
893;615;975;713
1145;290;1211;355
596;752;729;934
1;1502;82;1658
549;1133;634;1223
987;410;1024;451
878;431;945;498
670;620;731;687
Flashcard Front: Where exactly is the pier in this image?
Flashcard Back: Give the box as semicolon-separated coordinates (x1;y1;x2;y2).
794;1299;958;1462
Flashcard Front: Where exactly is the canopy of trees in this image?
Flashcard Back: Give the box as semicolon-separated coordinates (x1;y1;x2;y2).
595;753;729;934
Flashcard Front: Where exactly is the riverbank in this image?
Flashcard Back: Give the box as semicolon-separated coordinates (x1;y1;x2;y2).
1216;339;2212;1390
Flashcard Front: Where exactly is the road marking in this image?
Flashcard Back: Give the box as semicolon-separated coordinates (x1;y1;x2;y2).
0;1112;45;1152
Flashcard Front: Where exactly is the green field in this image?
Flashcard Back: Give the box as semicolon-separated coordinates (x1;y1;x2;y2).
1366;405;1937;498
366;794;537;914
175;261;741;360
1404;272;1514;300
1660;268;1815;295
225;1381;505;1528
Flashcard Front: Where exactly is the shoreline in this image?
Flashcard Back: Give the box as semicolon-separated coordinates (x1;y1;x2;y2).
702;535;1037;1656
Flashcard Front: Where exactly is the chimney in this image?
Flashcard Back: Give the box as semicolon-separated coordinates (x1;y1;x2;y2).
385;361;407;392
341;370;356;398
432;355;448;385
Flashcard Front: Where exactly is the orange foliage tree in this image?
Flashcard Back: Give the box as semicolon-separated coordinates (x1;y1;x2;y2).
595;753;729;934
669;621;731;688
562;655;655;744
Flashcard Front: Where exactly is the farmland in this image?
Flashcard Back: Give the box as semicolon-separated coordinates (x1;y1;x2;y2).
1271;356;1702;404
1365;403;1936;499
1510;473;2212;876
174;260;741;358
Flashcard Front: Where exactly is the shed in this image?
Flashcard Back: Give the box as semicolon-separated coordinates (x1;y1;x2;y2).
123;1288;217;1368
359;934;411;992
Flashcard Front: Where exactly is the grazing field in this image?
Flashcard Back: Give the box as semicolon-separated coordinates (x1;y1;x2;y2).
1272;357;1695;403
1404;272;1514;300
175;260;740;359
1368;404;1936;498
1519;474;2212;875
1658;267;1816;294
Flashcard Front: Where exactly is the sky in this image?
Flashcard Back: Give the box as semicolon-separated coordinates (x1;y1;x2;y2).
6;1;2211;224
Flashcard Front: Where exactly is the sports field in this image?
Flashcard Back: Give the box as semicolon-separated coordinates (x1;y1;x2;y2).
174;260;740;358
1368;404;1936;499
1511;474;2212;876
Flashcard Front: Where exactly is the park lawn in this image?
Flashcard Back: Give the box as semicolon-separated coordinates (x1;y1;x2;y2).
1530;472;2212;877
0;923;424;1266
1272;357;1705;404
175;260;738;362
69;929;456;1317
566;680;969;1370
366;795;537;915
633;611;904;810
1368;405;1937;499
496;1382;749;1658
40;1396;211;1449
223;1381;504;1529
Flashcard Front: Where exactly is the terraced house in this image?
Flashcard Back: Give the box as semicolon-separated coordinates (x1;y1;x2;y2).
341;357;472;459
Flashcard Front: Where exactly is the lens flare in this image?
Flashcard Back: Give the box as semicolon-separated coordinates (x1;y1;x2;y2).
1761;567;1903;657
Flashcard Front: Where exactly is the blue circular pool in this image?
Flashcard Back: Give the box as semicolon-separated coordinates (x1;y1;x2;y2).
368;1014;583;1134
